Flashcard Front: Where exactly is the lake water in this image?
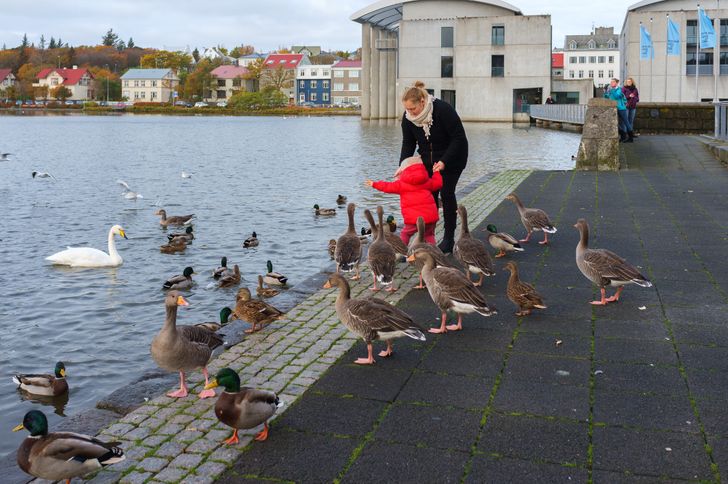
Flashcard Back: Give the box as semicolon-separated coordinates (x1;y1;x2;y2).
0;113;578;457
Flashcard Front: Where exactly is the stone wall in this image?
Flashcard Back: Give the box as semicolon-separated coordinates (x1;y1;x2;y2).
575;98;620;171
634;103;713;134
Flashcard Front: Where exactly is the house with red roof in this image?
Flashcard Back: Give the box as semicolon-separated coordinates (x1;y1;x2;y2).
0;68;16;93
34;67;94;100
262;53;310;102
331;59;362;107
208;65;257;103
551;52;564;80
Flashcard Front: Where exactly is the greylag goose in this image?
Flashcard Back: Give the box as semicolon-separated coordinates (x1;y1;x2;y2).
503;261;547;316
335;203;363;280
486;224;523;257
408;216;455;289
13;362;68;397
155;209;195;227
505;193;557;245
454;205;495;286
364;206;397;291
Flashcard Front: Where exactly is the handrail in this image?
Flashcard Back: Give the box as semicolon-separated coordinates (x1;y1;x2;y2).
529;104;587;125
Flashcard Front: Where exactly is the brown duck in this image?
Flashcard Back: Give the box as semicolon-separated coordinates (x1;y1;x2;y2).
256;275;280;298
218;264;241;288
231;287;284;333
503;261;547;316
505;193;557;245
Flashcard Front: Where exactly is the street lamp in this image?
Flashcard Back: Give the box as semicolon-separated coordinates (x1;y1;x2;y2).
104;64;110;104
57;55;60;68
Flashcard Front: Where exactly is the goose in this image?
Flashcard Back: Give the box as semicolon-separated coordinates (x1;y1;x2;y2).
256;275;279;298
335;203;362;280
155;209;195;227
194;306;233;333
212;256;230;279
408;248;497;333
243;231;259;248
150;292;221;398
32;171;56;180
574;218;652;305
218;264;241;288
167;226;194;243
230;288;284;333
454;205;495;286
13;362;68;397
363;224;406;255
408;216;455;289
503;261;547;316
160;237;187;254
263;260;288;286
505;193;557;245
117;179;143;199
324;273;425;364
46;225;127;268
163;266;195;290
204;368;281;445
13;410;125;482
336;194;347;205
364;206;397;292
485;224;523;258
313;204;336;216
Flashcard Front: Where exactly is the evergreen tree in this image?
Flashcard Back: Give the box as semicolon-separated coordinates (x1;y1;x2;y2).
116;39;126;51
57;37;63;48
49;37;56;49
192;47;200;62
102;29;119;47
20;33;28;48
2;43;6;50
39;35;46;50
127;37;135;49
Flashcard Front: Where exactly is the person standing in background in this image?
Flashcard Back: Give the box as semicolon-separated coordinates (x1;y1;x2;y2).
622;77;639;139
604;78;632;143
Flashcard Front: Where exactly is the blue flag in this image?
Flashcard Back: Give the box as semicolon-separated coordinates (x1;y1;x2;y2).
699;7;716;49
667;17;680;56
640;24;654;59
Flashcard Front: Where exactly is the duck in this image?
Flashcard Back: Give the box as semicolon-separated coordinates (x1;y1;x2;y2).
230;288;284;333
408;216;455;289
503;261;547;316
324;273;426;364
328;239;337;259
212;256;230;279
313;204;336;216
485;224;524;258
263;260;288;286
454;205;495;286
364;206;397;292
155;209;195;227
385;215;398;233
167;226;194;243
361;226;372;236
336;194;347;205
204;368;280;445
574;218;652;305
46;225;127;268
243;231;259;248
163;266;195;290
408;248;497;334
257;275;280;298
194;306;233;333
160;237;187;254
150;291;221;398
335;202;362;280
13;362;68;397
218;264;241;288
13;410;125;482
505;193;557;245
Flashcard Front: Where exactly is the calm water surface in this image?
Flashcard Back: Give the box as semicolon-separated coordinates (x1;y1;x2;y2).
0;114;578;456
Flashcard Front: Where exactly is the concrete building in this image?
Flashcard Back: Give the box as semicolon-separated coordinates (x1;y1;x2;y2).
563;27;620;89
331;59;362;106
621;1;728;102
120;69;179;103
351;0;552;121
34;67;94;101
296;64;333;105
262;53;311;103
0;68;16;91
208;65;257;103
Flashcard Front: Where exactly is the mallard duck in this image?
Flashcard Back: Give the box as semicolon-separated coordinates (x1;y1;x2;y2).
364;206;397;291
324;273;425;364
219;264;241;288
204;368;280;445
263;260;288;286
13;410;125;482
257;275;280;298
328;239;337;259
454;205;495;286
386;215;398;233
336;194;347;205
408;216;455;289
212;256;230;279
503;261;547;316
167;226;194;243
160;237;187;254
243;231;259;248
163;266;195;290
505;193;557;245
361;226;372;236
194;306;233;332
230;288;284;333
335;203;363;280
574;218;652;305
155;209;195;227
408;248;497;333
150;292;222;398
486;224;523;257
46;225;127;268
13;362;68;397
313;204;336;216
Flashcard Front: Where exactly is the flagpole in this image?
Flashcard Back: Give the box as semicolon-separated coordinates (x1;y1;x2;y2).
697;4;701;102
679;16;683;102
650;17;654;101
639;21;643;94
714;3;719;102
666;14;670;101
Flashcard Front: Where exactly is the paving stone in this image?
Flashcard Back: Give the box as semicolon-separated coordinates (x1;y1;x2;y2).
397;371;493;409
493;379;590;420
466;455;588;483
154;440;186;458
120;471;153;484
593;362;686;396
168;452;204;469
138;456;170;473
124;426;152;441
503;352;591;386
311;363;412;402
153;466;189;482
195;461;228;478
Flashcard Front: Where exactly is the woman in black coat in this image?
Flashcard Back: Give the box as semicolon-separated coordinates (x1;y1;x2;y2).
399;81;468;253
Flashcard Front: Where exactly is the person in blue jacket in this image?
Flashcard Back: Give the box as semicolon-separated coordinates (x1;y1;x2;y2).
603;78;632;142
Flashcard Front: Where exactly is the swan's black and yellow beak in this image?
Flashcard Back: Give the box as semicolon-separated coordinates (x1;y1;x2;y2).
119;229;128;239
204;379;219;390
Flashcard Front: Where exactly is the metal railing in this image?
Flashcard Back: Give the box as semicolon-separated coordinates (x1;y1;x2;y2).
529;104;587;125
715;101;728;140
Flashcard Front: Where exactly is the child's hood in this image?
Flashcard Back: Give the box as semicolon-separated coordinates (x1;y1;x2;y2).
399;156;430;185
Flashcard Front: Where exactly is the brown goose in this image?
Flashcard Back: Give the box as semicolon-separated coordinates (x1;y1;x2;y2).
155;209;195;227
503;261;547;316
505;193;557;245
150;292;222;398
454;205;495;286
486;224;524;257
364;206;397;291
383;229;409;258
324;273;425;364
335;203;362;280
218;264;241;288
574;218;652;305
13;362;68;397
231;287;284;333
408;248;497;333
408;216;455;289
256;275;280;298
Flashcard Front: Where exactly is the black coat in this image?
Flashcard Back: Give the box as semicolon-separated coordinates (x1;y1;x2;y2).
400;98;468;173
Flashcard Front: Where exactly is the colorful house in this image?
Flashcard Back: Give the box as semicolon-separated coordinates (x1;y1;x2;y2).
209;65;257;102
262;53;310;103
34;67;95;100
0;68;16;92
120;68;179;103
296;64;333;105
331;59;362;106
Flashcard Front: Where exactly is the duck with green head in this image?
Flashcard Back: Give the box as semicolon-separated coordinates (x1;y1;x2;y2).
163;266;195;290
212;256;230;279
313;204;336;216
263;260;288;286
485;224;524;258
194;306;233;333
13;362;68;397
386;215;397;232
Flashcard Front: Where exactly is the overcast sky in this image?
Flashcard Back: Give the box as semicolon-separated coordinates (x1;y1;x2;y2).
1;0;640;52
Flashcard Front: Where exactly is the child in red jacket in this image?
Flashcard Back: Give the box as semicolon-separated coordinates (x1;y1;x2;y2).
365;156;443;245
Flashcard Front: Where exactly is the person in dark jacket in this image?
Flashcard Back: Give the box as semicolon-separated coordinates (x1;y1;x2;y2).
622;77;639;140
399;81;468;254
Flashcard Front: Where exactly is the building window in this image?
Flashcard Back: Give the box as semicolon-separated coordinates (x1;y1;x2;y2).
569;40;577;49
51;78;58;86
492;25;505;45
588;70;594;78
598;70;604;78
587;39;596;49
311;92;317;101
299;93;305;103
334;70;344;78
323;70;330;76
589;56;596;63
491;55;504;77
232;79;241;87
687;52;714;74
608;69;614;78
349;83;359;91
334;83;344;91
311;70;317;76
569;56;577;63
608;56;615;63
350;70;359;78
578;70;584;78
323;80;329;89
217;79;225;87
134;80;139;87
311;80;317;88
123;80;129;87
441;89;456;108
323;92;329;101
598;56;606;63
152;80;157;87
607;39;616;48
578;56;586;63
441;56;453;78
299;80;304;89
151;91;158;99
217;90;226;98
134;91;139;99
441;26;454;48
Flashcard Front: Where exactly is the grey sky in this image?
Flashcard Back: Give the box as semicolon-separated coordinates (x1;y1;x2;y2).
1;0;638;52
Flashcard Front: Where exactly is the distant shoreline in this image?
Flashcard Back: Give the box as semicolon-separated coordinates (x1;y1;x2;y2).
0;106;361;117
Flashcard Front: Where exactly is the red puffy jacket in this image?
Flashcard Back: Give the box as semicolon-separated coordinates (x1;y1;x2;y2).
372;157;443;225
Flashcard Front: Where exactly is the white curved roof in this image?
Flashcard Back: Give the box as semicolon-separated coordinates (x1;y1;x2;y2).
350;0;522;30
627;0;668;11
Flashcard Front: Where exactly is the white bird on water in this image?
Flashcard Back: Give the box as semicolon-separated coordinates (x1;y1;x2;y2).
117;179;143;199
181;171;193;179
32;171;56;180
1;153;13;161
46;224;128;267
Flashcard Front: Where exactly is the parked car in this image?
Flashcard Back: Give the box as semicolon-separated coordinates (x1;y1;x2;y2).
174;101;192;107
193;101;208;108
216;101;228;108
299;101;316;108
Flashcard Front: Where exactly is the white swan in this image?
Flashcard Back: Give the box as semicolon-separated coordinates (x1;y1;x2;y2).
46;225;128;267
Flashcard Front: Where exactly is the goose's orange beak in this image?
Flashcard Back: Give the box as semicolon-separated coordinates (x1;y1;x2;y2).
177;296;190;306
323;280;332;289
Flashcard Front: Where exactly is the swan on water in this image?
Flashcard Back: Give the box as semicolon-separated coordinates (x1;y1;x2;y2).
46;225;128;267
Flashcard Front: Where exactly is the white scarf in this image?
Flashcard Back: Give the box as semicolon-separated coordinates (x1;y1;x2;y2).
405;95;434;140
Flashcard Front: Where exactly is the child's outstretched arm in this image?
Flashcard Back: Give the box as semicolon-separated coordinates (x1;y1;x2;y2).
369;178;403;194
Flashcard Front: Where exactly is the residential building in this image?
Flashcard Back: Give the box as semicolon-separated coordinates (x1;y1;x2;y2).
296;64;333;105
120;68;179;103
262;53;311;103
200;47;237;64
331;59;362;105
34;67;94;100
209;65;257;102
552;51;564;79
237;53;267;67
351;0;552;121
292;45;321;57
0;68;16;91
563;26;619;89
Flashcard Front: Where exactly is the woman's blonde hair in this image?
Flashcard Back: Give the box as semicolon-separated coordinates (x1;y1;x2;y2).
625;77;637;89
402;80;428;103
